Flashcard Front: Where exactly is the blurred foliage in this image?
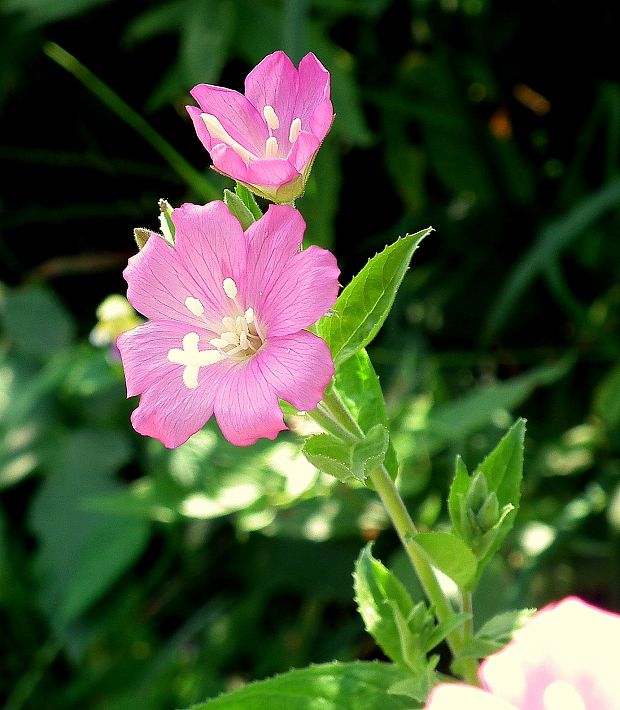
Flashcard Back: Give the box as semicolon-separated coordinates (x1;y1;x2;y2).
1;0;620;707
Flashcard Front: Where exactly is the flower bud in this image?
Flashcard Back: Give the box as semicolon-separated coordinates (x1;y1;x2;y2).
477;492;500;532
465;471;488;513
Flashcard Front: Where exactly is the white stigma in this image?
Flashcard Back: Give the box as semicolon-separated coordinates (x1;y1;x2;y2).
289;117;302;143
201;113;255;164
167;332;225;389
223;278;238;299
185;296;204;316
265;136;279;158
263;104;280;130
543;681;586;710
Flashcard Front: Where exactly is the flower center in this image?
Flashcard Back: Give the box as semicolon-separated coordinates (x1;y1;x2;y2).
542;681;586;710
167;279;265;389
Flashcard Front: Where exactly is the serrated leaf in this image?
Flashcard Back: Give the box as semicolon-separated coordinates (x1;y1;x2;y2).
412;531;478;590
224;189;255;230
302;426;388;484
333;349;399;479
186;661;414;709
424;612;471;653
317;228;431;367
476;608;535;644
302;433;360;484
353;544;417;670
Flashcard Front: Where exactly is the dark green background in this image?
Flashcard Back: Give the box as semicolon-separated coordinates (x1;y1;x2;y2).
2;1;620;708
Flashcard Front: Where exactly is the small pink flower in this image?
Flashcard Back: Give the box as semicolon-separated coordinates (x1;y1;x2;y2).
186;51;333;204
425;597;620;710
117;201;339;448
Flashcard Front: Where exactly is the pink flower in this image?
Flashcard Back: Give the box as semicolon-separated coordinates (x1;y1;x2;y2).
117;201;339;448
186;51;333;204
425;597;620;710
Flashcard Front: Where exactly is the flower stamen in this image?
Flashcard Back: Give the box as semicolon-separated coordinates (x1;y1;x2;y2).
265;136;279;158
223;278;238;299
289;117;302;143
263;105;280;131
185;296;204;316
201;113;256;164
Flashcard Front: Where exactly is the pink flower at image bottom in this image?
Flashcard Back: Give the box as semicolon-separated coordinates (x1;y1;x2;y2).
118;201;339;447
425;597;620;710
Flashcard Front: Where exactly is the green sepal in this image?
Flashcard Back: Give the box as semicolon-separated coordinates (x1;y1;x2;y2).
133;227;151;250
317;228;431;368
235;181;263;220
224;189;256;230
158;198;175;244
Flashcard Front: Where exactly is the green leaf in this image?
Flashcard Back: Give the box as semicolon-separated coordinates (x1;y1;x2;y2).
333;349;399;479
447;455;470;540
411;532;478;590
28;430;150;628
224;189;256;230
458;608;535;659
235;182;263;220
2;285;75;358
354;544;417;670
186;661;414;709
302;425;388;484
317;228;431;368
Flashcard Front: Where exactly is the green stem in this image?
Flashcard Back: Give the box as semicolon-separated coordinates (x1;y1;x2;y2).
459;591;480;685
43;42;219;202
316;386;467;660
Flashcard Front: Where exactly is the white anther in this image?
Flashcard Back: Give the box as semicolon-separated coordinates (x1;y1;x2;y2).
185;296;204;316
223;278;238;299
263;105;280;130
209;337;229;349
244;307;254;324
167;332;224;389
201;113;255;164
222;332;239;344
239;331;249;349
265;136;279;158
221;316;236;330
543;681;586;710
289;117;302;143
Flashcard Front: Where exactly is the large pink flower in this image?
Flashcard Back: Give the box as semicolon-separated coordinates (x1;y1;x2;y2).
117;201;339;448
425;597;620;710
186;51;333;204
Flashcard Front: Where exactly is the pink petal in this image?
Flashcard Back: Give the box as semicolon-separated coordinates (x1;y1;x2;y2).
287;130;320;173
186;104;215;155
244;205;339;336
424;685;517;710
244;157;301;189
171;201;248;319
118;321;230;448
190;84;266;156
309;97;335;142
294;53;331;125
124;229;222;327
213;359;287;446
210;143;253;183
244;50;298;146
256;331;334;411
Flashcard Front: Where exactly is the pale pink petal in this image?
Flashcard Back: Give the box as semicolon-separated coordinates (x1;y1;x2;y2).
294;53;330;125
210;143;253;183
124;230;221;328
186;105;215;155
256;331;334;411
481;597;620;709
425;685;517;710
171;201;248;319
244;50;298;146
309;97;335;142
213;360;287;446
190;84;266;155
118;321;231;448
287;130;320;173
